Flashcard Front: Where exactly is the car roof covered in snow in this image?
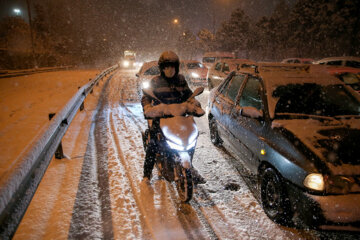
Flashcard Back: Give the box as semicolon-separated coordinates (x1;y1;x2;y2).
203;51;235;58
239;63;347;119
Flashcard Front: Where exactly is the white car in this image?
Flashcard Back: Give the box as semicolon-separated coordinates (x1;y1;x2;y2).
180;60;208;86
135;61;159;93
202;51;235;69
207;58;257;89
281;58;314;64
314;56;360;68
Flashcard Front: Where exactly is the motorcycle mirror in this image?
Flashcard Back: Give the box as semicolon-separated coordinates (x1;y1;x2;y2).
142;88;160;102
189;87;204;99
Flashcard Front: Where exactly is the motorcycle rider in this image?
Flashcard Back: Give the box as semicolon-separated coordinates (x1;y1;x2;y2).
141;51;194;182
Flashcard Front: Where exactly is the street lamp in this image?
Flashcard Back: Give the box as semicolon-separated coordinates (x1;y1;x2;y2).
13;8;22;15
173;18;179;24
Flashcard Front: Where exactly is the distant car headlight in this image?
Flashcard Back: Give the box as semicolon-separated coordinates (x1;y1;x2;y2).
191;72;199;78
304;173;324;191
142;81;150;89
123;60;130;67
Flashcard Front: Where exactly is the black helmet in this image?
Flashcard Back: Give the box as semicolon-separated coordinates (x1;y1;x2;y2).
158;51;180;76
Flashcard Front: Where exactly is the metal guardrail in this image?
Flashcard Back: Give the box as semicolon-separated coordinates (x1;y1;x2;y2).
0;64;118;239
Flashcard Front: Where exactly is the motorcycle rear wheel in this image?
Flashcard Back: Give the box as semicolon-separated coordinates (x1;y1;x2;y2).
175;167;193;203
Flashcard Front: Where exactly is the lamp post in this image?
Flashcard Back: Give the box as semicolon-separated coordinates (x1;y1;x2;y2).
26;0;37;68
13;9;21;15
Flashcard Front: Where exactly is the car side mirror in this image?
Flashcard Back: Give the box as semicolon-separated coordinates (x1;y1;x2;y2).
240;106;263;119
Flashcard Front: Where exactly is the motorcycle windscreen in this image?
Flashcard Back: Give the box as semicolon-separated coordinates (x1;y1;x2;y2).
160;116;198;147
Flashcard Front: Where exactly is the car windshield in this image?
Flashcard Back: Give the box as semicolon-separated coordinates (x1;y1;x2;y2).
341;73;360;84
144;66;160;75
273;83;360;118
187;63;203;69
203;57;215;63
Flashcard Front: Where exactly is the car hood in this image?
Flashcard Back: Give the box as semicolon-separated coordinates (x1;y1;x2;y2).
187;68;208;77
272;117;360;175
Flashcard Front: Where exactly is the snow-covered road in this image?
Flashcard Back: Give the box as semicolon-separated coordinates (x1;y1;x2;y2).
12;69;358;239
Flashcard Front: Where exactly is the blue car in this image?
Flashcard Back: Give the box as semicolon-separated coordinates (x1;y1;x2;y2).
207;63;360;229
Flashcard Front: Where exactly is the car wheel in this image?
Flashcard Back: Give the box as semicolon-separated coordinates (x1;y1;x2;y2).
209;118;222;146
260;168;293;225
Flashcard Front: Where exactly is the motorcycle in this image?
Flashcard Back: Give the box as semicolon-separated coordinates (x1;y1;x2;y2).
142;87;205;202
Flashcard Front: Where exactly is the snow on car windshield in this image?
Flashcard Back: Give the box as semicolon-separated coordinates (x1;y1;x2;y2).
273;83;360;117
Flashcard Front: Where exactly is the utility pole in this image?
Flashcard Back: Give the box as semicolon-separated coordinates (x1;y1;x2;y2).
26;0;37;68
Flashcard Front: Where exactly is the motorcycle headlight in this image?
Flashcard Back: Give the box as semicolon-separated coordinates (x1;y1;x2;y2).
186;139;196;150
166;140;185;151
142;81;150;89
303;173;324;191
191;72;199;78
166;139;196;151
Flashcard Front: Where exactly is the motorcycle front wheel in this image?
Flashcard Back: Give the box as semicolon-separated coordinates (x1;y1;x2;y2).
175;167;193;203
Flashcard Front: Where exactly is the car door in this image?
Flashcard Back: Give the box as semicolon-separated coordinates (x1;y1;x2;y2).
228;76;266;173
210;76;235;141
209;62;224;88
219;74;247;154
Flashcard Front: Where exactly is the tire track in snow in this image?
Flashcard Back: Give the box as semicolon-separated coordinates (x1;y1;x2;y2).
68;75;115;240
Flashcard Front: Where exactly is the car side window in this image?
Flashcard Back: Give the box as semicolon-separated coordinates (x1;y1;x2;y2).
294;59;300;63
239;77;263;110
326;60;342;66
223;74;246;102
215;63;222;71
223;63;230;72
345;61;360;68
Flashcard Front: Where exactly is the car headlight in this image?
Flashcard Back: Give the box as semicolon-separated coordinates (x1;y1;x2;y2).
303;173;324;191
123;60;129;67
191;72;199;78
142;81;150;89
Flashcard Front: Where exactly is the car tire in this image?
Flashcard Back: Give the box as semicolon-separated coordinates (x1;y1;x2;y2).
260;168;293;225
209;118;222;146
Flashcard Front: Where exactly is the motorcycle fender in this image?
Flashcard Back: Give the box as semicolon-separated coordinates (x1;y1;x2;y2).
178;152;191;169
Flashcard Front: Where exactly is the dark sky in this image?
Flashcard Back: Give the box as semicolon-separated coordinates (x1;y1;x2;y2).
0;0;296;33
0;0;296;60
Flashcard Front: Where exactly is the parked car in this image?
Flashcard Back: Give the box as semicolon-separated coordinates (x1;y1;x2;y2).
202;51;235;69
326;67;360;94
281;58;314;64
314;56;360;69
180;60;208;86
207;63;360;229
135;60;159;93
207;59;256;90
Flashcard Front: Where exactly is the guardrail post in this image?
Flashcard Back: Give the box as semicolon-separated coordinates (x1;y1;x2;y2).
55;142;65;159
48;113;56;120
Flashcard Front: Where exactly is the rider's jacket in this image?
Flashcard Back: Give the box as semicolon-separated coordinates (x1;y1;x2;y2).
141;74;193;108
